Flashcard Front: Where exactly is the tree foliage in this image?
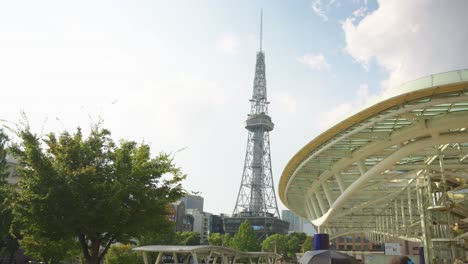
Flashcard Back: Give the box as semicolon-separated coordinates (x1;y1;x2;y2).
231;220;259;252
11;125;185;264
222;233;232;248
261;233;310;262
105;244;143;264
0;129;9;183
0;129;19;263
174;231;200;246
288;232;307;254
208;233;223;246
302;236;314;252
261;234;288;256
19;234;80;264
0;185;19;263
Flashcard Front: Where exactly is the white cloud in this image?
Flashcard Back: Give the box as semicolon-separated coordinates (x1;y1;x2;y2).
311;0;329;21
298;53;331;71
343;0;468;91
318;83;376;129
216;33;240;54
352;6;367;18
271;92;298;114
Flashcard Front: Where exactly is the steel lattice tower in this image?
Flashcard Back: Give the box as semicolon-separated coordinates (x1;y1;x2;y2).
232;12;280;218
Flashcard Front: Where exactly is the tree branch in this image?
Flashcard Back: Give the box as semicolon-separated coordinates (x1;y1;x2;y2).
98;236;115;263
78;234;91;263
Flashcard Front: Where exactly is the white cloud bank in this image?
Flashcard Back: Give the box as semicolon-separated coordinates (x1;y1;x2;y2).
216;33;240;54
343;0;468;91
298;53;331;71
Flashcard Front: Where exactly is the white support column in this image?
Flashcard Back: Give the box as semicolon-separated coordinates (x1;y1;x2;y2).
322;182;334;208
379;216;383;243
315;191;327;215
208;251;213;264
306;199;316;220
394;200;399;236
334;172;345;193
439;154;447;204
376;218;380;242
173;253;179;264
390;212;394;238
408;187;413;223
208;253;218;264
142;252;149;264
417;180;431;264
155;252;163;264
386;215;390;240
425;170;435;206
357;160;367;175
401;198;406;228
310;196;321;218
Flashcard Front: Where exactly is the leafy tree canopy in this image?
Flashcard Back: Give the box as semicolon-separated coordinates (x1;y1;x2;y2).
175;231;200;246
10;125;185;264
231;220;259;252
19;233;80;264
261;232;310;261
105;244;143;264
302;236;314;252
222;233;232;248
261;234;288;256
208;233;223;246
0;129;20;263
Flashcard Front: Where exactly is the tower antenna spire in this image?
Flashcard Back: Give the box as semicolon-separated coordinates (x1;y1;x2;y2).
260;9;263;52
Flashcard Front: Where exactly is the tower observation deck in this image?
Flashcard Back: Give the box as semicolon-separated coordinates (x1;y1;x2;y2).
225;13;289;240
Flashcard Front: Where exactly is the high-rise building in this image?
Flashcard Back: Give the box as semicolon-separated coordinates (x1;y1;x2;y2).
186;209;211;243
167;201;186;232
281;210;317;235
281;210;303;233
180;194;204;211
209;215;224;234
225;14;289;240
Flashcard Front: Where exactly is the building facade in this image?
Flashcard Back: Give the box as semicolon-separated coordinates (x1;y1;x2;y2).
186;209;211;243
180;194;204;212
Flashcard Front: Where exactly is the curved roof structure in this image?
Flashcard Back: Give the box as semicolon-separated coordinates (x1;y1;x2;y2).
279;69;468;242
133;245;281;264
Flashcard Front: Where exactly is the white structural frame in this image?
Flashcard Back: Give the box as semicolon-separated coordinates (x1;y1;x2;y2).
279;69;468;262
133;245;281;264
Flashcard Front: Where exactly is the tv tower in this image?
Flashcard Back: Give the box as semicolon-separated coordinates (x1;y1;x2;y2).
226;12;288;239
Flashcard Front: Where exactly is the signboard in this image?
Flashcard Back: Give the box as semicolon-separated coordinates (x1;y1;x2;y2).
384;243;401;255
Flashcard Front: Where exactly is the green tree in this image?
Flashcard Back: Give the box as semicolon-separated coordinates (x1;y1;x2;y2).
231;220;259;252
105;244;143;264
301;236;314;252
208;233;223;246
286;235;300;260
11;125;185;264
175;231;200;245
137;224;176;246
261;234;288;256
222;233;232;248
0;185;19;264
0;129;9;183
19;233;80;264
0;129;19;264
287;232;307;256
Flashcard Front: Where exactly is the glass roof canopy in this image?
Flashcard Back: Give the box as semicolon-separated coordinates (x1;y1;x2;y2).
279;69;468;246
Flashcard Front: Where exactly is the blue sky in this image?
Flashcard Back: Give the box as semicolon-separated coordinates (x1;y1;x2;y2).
1;0;468;215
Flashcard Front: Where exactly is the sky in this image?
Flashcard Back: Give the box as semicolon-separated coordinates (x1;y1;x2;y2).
1;0;468;215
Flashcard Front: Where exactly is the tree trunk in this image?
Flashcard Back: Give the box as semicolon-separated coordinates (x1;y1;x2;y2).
90;239;101;264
